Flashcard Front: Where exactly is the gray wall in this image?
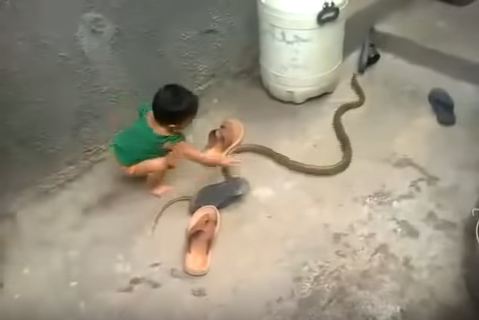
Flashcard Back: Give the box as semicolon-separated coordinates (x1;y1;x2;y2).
0;0;258;211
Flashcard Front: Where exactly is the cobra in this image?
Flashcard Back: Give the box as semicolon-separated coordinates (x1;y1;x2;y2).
152;74;366;232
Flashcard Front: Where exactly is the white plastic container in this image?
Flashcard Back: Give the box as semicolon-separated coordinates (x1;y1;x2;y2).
258;0;349;104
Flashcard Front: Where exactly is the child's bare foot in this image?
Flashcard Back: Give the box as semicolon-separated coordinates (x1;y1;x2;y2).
150;185;173;198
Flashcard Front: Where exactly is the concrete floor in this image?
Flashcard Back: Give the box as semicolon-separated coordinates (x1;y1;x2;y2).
1;51;479;320
376;0;479;85
378;0;479;65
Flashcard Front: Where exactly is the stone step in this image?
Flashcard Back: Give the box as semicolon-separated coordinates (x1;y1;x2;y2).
344;0;414;56
376;0;479;84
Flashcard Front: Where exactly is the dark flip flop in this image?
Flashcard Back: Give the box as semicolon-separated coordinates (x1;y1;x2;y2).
428;88;456;126
189;177;250;214
358;28;381;74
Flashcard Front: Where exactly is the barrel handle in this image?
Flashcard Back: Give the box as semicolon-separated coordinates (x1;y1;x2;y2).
317;2;340;25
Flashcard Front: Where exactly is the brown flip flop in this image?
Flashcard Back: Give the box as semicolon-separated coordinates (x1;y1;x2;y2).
205;118;245;156
184;206;221;276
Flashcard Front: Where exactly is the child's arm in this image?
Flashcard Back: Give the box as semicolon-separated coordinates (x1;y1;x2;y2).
173;142;237;167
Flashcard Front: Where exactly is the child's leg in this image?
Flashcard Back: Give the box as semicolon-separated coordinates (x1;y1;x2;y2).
147;170;173;197
124;157;168;177
123;157;172;197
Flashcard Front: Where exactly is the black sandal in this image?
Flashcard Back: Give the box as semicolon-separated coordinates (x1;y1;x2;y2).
189;177;250;214
428;88;456;126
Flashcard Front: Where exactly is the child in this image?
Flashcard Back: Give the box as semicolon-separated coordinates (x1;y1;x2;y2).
111;84;237;197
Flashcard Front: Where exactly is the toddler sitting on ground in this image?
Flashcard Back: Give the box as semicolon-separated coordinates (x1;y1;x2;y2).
111;84;237;197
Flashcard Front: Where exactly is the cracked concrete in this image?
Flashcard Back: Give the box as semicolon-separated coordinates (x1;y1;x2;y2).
1;52;479;319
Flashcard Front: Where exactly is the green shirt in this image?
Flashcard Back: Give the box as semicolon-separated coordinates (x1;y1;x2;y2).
111;104;184;166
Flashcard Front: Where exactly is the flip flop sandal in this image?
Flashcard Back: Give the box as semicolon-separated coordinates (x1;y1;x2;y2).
428;88;456;126
204;118;245;156
189;177;250;214
358;28;381;74
184;206;220;276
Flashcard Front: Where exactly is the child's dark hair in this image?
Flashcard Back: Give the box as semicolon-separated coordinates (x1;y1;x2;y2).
152;84;198;126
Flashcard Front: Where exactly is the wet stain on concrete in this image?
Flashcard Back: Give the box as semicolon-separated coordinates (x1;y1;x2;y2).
394;219;420;239
200;28;219;35
362;173;438;210
149;262;162;268
371;243;399;262
118;276;162;292
366;232;377;240
363;189;395;206
391;156;440;186
395;191;416;202
335;250;348;258
409;177;428;192
170;267;189;279
402;256;415;270
290;257;404;320
332;232;348;244
117;285;134;293
363;188;416;208
423;211;458;233
191;287;207;297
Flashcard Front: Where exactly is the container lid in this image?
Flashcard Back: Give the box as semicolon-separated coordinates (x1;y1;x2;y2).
261;0;348;14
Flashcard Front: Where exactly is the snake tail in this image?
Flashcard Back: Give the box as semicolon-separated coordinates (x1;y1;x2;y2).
151;196;192;234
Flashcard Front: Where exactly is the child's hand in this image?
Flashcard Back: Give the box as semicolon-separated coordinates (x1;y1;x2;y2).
218;155;240;167
176;141;240;167
205;153;239;167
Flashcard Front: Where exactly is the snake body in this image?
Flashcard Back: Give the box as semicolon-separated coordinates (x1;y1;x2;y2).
153;74;365;230
151;196;192;233
222;74;365;178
